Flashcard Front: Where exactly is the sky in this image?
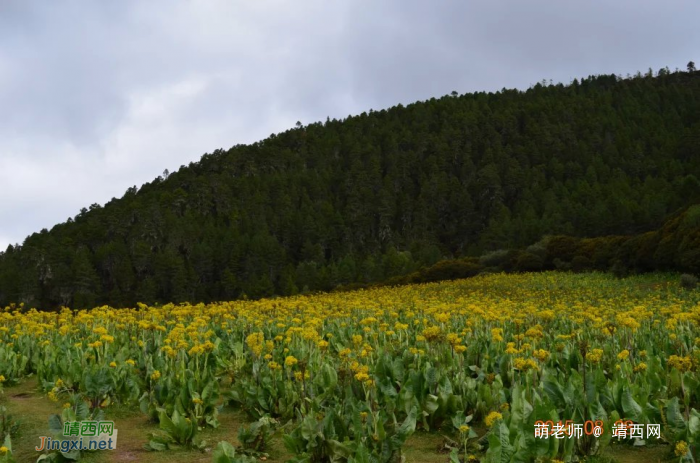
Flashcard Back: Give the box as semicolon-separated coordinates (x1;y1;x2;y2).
0;0;698;251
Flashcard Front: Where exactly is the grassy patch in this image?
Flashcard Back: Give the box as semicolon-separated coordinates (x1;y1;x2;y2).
2;379;294;463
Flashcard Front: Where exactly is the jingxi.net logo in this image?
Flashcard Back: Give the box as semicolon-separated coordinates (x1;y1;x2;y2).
36;421;117;452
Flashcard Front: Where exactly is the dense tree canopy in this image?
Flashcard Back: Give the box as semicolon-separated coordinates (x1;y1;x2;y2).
1;68;699;309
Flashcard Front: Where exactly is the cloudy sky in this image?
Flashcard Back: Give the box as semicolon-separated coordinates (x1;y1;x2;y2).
0;0;697;250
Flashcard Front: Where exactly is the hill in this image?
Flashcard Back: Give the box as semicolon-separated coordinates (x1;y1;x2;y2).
1;68;700;309
373;203;700;289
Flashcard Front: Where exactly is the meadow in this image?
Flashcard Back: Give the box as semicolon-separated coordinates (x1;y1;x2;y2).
1;271;699;463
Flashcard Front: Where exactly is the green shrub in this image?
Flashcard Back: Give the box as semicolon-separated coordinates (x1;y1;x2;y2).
237;415;276;454
545;235;581;266
416;259;483;283
590;236;627;270
525;237;549;259
552;258;571;271
514;252;544;272
479;250;511;268
571;255;592;273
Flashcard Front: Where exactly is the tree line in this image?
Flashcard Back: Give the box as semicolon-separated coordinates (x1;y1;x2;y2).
1;66;699;309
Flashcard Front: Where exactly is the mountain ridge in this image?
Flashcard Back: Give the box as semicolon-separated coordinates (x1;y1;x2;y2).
1;68;699;309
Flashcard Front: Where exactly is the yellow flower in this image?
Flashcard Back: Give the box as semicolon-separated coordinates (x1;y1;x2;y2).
422;326;442;341
587;348;604;363
533;349;549;362
668;355;693;372
675;440;689;457
63;403;71;409
126;359;136;366
491;328;504;342
485;411;503;427
193;398;203;405
0;446;7;453
188;344;205;356
246;332;265;356
617;349;630;361
505;342;519;355
0;375;5;383
354;372;370;382
109;361;117;368
151;370;161;381
513;357;538;371
285;356;298;367
634;362;647;373
459;425;470;433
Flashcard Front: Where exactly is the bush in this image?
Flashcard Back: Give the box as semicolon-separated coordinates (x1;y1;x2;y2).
571;255;593;273
552;258;571;271
591;236;628;270
237;415;276;455
680;273;698;290
514;252;544;272
618;231;660;272
416;259;483;283
526;237;550;259
545;235;581;265
479;250;511;268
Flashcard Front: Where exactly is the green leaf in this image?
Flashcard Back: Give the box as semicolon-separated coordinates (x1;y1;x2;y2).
47;414;63;435
212;441;236;463
621;388;642;423
392;406;417;447
689;409;700;439
157;410;179;441
424;394;439;414
145;438;169;452
666;398;687;436
2;435;11;453
486;421;514;463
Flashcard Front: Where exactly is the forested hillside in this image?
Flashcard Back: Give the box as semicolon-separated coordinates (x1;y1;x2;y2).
1;69;700;309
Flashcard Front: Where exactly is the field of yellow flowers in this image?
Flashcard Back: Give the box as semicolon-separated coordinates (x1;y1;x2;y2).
1;271;700;463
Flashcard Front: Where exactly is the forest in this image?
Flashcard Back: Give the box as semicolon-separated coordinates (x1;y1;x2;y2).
1;67;699;309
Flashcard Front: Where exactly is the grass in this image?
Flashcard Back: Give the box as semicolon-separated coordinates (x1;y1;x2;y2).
1;377;64;463
1;378;294;463
1;378;677;463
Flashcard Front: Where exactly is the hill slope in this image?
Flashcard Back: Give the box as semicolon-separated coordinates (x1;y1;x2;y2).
1;70;700;308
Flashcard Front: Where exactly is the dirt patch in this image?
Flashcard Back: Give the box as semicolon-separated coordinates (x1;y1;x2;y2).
112;450;139;462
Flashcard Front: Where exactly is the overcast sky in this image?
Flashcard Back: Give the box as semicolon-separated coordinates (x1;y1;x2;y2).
0;0;697;251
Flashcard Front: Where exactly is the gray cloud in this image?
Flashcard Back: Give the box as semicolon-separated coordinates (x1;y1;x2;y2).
0;0;697;250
